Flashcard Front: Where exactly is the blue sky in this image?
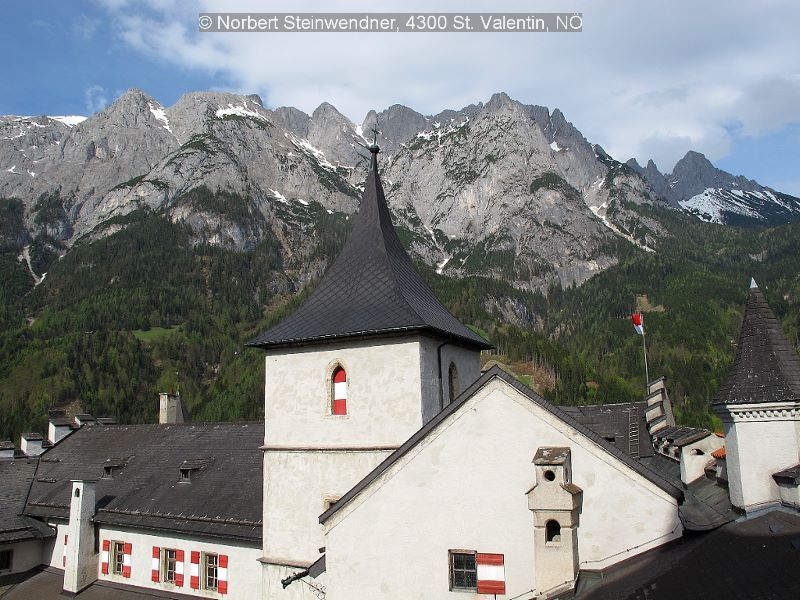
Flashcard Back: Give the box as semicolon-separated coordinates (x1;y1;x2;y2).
2;0;799;195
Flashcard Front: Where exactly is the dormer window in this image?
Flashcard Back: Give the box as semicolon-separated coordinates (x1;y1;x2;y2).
332;367;348;415
102;458;128;479
178;459;208;483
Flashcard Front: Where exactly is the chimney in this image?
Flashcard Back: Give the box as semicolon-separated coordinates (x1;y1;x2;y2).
48;416;76;445
0;440;14;460
20;432;45;456
74;414;97;427
63;480;98;595
159;392;188;424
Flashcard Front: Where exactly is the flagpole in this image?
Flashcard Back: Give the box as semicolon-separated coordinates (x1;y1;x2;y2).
641;315;650;391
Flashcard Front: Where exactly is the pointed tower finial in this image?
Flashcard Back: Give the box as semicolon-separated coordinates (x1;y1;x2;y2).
749;277;758;289
369;125;380;156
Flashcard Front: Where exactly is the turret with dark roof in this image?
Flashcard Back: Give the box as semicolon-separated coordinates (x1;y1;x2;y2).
249;145;491;350
713;279;800;406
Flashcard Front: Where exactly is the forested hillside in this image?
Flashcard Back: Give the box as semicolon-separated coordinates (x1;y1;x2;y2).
1;198;799;442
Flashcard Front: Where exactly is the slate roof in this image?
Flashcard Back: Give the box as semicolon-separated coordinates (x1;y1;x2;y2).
561;401;654;459
713;282;800;406
1;567;195;599
578;510;800;600
24;422;263;542
248;146;491;350
652;425;711;448
773;464;800;485
320;366;682;524
0;458;55;543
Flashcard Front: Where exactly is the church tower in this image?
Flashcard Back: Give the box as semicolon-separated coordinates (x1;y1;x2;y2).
250;144;491;596
712;279;800;513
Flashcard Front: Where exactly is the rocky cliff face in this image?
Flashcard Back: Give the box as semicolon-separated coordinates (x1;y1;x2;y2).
627;151;800;225
2;89;797;291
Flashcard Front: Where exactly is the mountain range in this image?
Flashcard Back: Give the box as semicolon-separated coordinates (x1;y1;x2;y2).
2;90;800;441
2;89;799;294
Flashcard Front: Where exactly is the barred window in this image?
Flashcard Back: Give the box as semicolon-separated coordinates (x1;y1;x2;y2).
204;553;218;591
163;549;177;583
112;541;125;575
449;551;477;590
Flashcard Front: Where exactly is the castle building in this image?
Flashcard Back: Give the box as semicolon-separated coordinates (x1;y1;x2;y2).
247;144;491;597
1;146;799;599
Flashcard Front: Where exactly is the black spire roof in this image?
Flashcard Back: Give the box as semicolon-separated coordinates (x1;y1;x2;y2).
248;146;491;350
713;280;800;406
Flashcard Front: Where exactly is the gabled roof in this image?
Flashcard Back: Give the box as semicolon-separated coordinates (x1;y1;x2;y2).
713;281;800;406
0;458;55;543
320;366;682;524
248;146;491;350
24;422;263;541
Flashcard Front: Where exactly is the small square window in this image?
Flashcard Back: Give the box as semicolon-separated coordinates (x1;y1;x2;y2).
111;541;125;575
162;548;178;583
0;549;13;571
203;553;218;591
449;550;477;591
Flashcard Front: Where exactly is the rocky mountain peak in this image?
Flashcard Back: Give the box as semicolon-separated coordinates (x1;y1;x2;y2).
362;104;427;153
271;106;311;138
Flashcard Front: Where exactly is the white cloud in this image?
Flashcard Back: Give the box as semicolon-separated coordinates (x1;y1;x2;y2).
84;85;109;113
92;0;800;172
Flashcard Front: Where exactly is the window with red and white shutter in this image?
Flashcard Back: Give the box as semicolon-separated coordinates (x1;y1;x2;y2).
175;550;185;587
218;554;229;594
190;551;200;589
151;546;160;582
101;540;110;574
476;553;505;595
332;367;347;415
122;543;132;578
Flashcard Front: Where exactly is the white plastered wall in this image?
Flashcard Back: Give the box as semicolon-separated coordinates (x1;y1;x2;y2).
419;337;482;420
263;337;428;448
96;526;261;600
679;435;723;485
0;539;44;575
323;378;681;600
724;411;800;512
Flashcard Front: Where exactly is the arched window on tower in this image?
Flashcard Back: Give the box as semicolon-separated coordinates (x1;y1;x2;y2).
448;362;460;404
332;366;348;415
545;520;561;544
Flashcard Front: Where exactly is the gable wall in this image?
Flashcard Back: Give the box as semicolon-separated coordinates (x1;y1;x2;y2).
324;379;681;600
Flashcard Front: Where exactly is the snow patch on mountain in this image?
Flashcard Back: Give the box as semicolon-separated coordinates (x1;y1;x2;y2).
148;104;174;135
680;188;763;224
215;103;266;121
49;116;87;127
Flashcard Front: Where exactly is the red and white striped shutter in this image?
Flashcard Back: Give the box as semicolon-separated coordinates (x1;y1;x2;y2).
190;551;200;589
175;550;185;587
218;554;229;594
62;534;68;568
122;542;132;578
476;553;505;595
101;540;110;575
151;546;160;582
332;368;347;415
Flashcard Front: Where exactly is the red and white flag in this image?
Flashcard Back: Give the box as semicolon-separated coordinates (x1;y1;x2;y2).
631;313;644;335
